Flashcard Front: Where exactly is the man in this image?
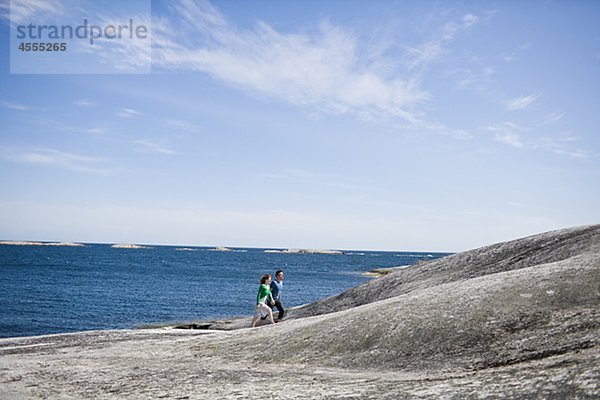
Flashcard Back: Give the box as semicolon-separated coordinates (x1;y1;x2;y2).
265;269;285;321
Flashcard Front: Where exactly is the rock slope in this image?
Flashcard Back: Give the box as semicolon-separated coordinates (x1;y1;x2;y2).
290;224;600;318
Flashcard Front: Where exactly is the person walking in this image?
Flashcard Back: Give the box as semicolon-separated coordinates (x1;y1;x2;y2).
269;269;285;321
251;274;276;328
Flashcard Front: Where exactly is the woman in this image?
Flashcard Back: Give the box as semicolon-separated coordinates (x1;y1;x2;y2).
251;274;276;327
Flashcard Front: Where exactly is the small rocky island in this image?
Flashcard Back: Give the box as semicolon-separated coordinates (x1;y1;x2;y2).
1;225;598;399
265;248;343;254
209;246;233;252
111;243;152;249
0;241;85;247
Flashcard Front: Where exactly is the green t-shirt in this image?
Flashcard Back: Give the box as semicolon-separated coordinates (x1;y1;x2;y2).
256;284;271;305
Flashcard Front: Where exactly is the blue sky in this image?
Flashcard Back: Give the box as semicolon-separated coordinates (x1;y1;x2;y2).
0;0;598;251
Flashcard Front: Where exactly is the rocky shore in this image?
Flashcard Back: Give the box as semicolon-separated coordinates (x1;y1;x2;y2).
1;225;598;399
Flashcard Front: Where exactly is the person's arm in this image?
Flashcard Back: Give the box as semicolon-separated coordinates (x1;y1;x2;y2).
256;286;263;305
279;282;283;302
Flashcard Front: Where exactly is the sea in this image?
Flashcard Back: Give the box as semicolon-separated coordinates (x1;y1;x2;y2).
0;243;450;338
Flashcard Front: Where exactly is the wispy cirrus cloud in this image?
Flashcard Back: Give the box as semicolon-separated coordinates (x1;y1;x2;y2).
3;1;151;73
485;122;591;160
152;0;431;122
0;148;114;175
150;1;484;143
0;0;63;25
412;120;472;140
442;13;480;40
118;107;144;118
534;136;590;160
132;140;176;155
86;127;106;135
0;100;31;111
405;41;445;71
506;93;539;111
405;13;480;71
86;14;152;73
456;66;495;90
486;122;524;148
73;98;96;107
163;119;201;132
543;112;565;125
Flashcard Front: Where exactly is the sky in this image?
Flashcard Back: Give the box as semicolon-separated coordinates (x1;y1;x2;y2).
0;0;599;252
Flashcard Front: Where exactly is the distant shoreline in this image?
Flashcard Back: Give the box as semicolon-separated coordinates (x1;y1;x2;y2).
0;240;450;254
0;241;85;247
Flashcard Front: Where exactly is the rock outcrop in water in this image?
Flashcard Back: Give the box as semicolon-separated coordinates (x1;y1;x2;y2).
265;248;344;254
1;225;598;399
209;246;233;252
111;243;151;249
0;241;85;247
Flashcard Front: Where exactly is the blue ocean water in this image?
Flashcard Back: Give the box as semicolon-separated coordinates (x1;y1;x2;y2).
0;244;449;338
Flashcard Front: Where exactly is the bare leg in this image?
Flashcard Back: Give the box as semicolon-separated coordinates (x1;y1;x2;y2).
251;315;259;328
268;309;275;325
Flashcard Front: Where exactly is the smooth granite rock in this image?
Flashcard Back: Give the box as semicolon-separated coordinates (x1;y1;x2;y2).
1;225;598;399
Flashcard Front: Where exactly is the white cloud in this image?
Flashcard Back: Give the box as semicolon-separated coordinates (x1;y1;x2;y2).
534;137;590;160
153;0;429;122
506;94;539;111
548;147;589;160
519;42;533;50
73;98;96;107
407;13;480;70
118;107;144;117
0;148;113;174
133;140;176;155
486;122;524;148
440;13;480;41
405;41;445;70
163;119;200;132
0;100;30;110
1;0;62;25
414;120;472;140
86;127;106;135
457;66;495;89
87;14;152;73
543;112;565;125
148;2;484;142
462;14;480;27
485;122;591;159
494;132;523;148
